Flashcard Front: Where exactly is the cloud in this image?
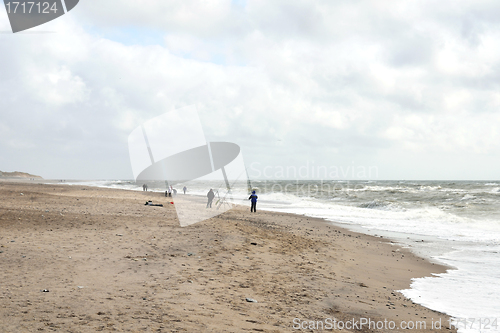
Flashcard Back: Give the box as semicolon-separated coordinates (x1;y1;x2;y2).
1;0;500;179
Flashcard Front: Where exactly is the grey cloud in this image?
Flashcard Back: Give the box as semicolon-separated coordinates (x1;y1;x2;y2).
1;0;500;180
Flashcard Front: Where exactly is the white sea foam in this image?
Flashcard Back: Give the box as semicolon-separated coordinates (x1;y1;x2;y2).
461;194;476;201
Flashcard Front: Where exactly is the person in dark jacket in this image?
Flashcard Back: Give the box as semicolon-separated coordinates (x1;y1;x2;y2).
248;190;258;212
207;189;215;208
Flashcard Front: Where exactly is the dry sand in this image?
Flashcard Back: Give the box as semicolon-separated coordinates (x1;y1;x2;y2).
0;182;456;332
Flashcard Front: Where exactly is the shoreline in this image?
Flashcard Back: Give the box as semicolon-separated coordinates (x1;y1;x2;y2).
0;182;457;332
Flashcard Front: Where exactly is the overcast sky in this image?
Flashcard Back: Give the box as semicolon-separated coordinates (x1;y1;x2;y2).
1;0;499;180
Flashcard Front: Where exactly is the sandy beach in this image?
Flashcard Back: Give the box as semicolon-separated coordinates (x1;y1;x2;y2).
0;182;456;332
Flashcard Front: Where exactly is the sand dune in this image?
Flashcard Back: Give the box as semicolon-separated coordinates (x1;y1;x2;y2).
0;171;42;179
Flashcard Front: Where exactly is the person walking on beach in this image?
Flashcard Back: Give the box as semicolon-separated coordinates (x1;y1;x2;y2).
207;189;215;208
248;190;258;212
183;186;187;194
142;184;148;191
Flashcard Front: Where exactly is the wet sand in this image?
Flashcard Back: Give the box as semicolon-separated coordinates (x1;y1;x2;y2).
0;182;456;332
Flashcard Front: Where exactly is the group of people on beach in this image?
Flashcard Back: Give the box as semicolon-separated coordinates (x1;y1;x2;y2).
142;184;187;196
206;188;258;212
165;185;177;197
143;183;258;212
166;185;188;197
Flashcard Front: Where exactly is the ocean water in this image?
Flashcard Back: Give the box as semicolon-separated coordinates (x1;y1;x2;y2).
65;179;500;332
